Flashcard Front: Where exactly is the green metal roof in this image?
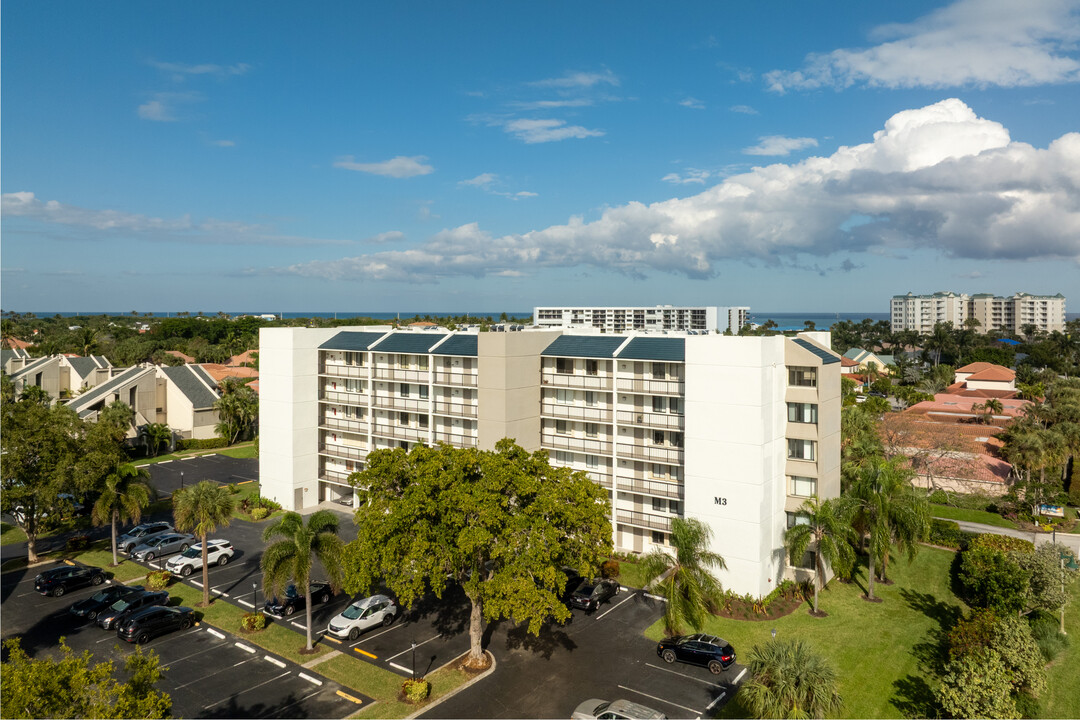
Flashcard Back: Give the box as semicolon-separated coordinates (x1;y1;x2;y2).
793;338;840;365
540;335;625;358
372;333;448;354
433;335;477;357
617;337;685;362
318;331;388;351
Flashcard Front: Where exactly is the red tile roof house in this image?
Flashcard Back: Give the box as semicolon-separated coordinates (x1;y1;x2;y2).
947;362;1017;398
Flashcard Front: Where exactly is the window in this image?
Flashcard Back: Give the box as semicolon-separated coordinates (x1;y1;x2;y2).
585;360;599;376
399;383;410;398
418;415;429;429
556;420;569;435
399;412;409;426
651;464;665;479
668;398;680;414
652;497;665;512
555;451;573;465
652;363;666;380
796;551;816;569
787;439;816;461
652;396;666;413
788;367;817;387
584;391;597;407
786;512;811;529
585;423;598;438
789;475;816;497
652;531;666;545
555;389;573;404
556;358;573;374
586;454;599;469
787;402;818;424
419;386;429;400
668;500;681;515
672;432;683;448
653;431;665;446
398;355;409;370
418;356;428;371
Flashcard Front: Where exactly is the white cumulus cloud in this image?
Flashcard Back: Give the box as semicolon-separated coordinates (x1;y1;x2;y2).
459;173;497;187
679;97;705;109
662;169;712;185
743;136;819;156
766;0;1080;92
503;118;605;144
334;155;434;178
730;105;759;115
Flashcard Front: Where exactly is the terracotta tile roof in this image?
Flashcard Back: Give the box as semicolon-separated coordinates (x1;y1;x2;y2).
966;366;1015;382
908;393;1029;417
227;349;258;367
166;350;195;364
841;356;859;367
3;337;32;350
200;364;259;383
407;321;439;327
956;361;997;373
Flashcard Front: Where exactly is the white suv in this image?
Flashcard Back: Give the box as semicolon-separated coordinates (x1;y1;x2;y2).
165;540;235;577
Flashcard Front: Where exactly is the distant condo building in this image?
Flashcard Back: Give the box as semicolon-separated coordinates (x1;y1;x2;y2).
890;291;1066;335
533;305;750;334
260;324;839;598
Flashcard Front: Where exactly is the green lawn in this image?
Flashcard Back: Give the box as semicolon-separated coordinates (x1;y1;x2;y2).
645;547;967;719
1040;580;1080;719
71;543;151;583
1;522;28;546
930;503;1018;528
216;443;257;460
615;559;651;590
227;482;284;523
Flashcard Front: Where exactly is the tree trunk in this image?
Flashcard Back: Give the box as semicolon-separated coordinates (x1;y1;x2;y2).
111;510;119;566
201;533;210;607
464;594;486;669
813;549;821;614
305;593;314;651
867;552;876;600
27;533;38;564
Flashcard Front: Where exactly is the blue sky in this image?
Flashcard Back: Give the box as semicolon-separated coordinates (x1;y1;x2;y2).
3;0;1079;314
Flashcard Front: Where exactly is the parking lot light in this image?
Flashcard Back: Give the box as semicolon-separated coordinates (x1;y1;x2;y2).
771;628;777;639
411;642;417;679
181;471;184;491
252;583;257;609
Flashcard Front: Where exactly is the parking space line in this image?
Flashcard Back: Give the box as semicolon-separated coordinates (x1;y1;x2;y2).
388;661;412;673
191;580;203;588
644;592;668;602
203;671;290;710
645;662;725;687
265;656;286;668
705;691;727;713
384;633;440;661
734;668;747;684
266;687;323;718
323;635;342;644
595;593;636;620
230;656;260;668
354;648;377;659
351;621;404;645
235;642;256;654
617;685;700;715
163;643;229;668
298;672;323;686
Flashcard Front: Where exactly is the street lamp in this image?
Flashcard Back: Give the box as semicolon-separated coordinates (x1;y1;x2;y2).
411;642;417;679
180;471;185;491
771;628;777;640
252;583;257;610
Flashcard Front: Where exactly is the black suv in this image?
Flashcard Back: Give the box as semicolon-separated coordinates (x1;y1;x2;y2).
96;590;170;630
656;634;736;674
34;565;106;597
569;578;620;612
264;581;333;617
117;605;196;644
70;584;145;620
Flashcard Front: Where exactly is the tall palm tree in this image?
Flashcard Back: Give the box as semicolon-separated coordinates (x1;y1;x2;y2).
783;497;855;615
639;517;726;636
740;638;844;719
173;481;234;606
142;422;172;457
261;510;345;652
91;463;155;566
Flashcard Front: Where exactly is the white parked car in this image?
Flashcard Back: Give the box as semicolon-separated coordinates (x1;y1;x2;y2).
326;594;397;641
165;540;235;577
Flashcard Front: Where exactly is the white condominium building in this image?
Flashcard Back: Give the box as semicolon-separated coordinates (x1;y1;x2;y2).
533;305;750;334
259;326;840;598
891;291;1066;334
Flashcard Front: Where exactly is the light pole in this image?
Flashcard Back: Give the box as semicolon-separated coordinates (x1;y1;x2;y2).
180;471;185;492
771;628;777;640
1062;556;1067;635
411;642;417;679
252;582;257;611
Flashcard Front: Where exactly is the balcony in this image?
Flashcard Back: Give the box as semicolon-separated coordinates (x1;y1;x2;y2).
586;471;613;488
372;367;430;383
319;443;368;462
320;416;369;434
433;371;478;387
616;443;684;465
615;476;683;499
541;433;613;455
433;430;478;448
320;363;367;379
541;402;613;423
371;423;429;442
432;401;478;418
319;467;356;483
541;372;613;390
371;395;430;413
615;410;684;430
321;389;369;405
616;378;684;396
616;510;672;533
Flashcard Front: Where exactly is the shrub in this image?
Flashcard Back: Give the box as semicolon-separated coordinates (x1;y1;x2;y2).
176;438;229;452
600;559;620;579
145;570;172;590
1029;611;1069;662
928;519;978;550
228;483;241;494
969;533;1034;554
249;507;270;521
241;612;268;632
65;535;91;552
401;678;430;703
958;546;1030;614
928;489;948;504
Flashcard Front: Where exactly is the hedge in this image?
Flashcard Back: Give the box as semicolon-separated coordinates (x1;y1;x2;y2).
176;438;229;451
928;519;980;550
969;533;1035;554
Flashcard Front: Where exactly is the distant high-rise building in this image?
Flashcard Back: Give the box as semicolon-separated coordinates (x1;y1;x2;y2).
532;305;749;334
890;291;1065;334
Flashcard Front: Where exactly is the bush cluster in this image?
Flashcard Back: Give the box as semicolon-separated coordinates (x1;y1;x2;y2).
240;612;268;632
600;559;620;579
145;570;172;591
401;678;430;703
927;519;979;550
1028;611;1070;662
239;495;281;521
65;535;91;552
176;438;229;452
969;533;1034;554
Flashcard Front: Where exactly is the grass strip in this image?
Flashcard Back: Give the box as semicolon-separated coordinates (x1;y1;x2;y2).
347;661;473;719
1;522;28;546
930;503;1018;528
615;559;651;590
71;545;150;583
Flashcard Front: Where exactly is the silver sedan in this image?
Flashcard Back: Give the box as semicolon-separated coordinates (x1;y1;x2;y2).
130;532;196;562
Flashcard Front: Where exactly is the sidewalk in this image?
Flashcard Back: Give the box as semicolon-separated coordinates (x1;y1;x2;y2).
952;519;1080;553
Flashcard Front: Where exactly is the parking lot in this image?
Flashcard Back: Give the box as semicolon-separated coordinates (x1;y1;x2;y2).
146;454;258;497
0;562;367;718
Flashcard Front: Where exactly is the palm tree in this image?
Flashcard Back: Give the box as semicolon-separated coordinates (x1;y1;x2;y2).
143;422;172;457
740;638;844;719
173;481;234;606
91;463;155;566
261;510;345;652
783;497;856;615
639;517;726;636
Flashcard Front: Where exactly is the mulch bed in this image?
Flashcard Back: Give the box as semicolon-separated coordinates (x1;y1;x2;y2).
712;595;806;622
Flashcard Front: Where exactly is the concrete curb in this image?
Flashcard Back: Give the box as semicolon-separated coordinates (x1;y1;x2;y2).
404;650;497;720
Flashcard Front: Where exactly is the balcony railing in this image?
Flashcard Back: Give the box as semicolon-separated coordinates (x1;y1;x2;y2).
320;363;367;379
319;467;356;483
541;402;613;422
432;371;477;387
320;416;369;434
615;476;683;499
616;510;672;533
615;378;684;396
319;443;368;461
371;395;430;413
541;372;612;390
432;401;478;418
587;471;613;488
541;433;613;455
616;443;684;464
372;367;430;383
433;431;478;448
615;410;684;430
370;423;429;442
321;389;370;405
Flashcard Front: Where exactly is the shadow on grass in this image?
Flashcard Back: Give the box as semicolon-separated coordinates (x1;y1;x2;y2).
890;674;939;719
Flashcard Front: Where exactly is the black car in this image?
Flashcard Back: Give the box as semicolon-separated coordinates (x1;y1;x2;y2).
656;633;737;674
263;581;333;617
34;565;106;597
117;605;196;644
569;578;620;612
560;567;582;601
69;584;145;620
96;590;170;630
